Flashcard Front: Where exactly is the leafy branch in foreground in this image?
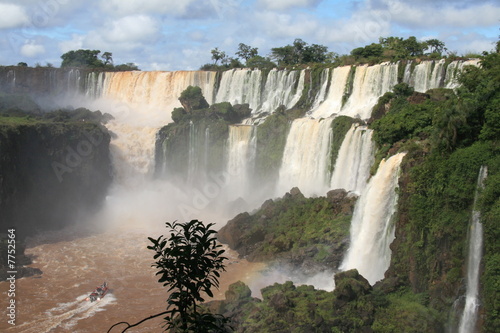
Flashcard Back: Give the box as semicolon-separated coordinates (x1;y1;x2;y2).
108;220;230;333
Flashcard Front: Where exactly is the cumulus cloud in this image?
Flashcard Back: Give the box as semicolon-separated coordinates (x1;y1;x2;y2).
105;15;160;43
0;3;30;29
100;0;196;17
383;0;500;28
258;0;322;11
20;41;45;57
59;34;85;54
255;11;319;39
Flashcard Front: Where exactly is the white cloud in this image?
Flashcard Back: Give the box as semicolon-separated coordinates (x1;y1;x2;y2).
20;41;45;57
0;3;30;29
255;11;319;39
59;34;85;53
105;15;160;43
257;0;321;11
100;0;195;17
385;1;500;28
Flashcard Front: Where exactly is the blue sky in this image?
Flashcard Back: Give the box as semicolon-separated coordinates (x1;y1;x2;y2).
0;0;498;70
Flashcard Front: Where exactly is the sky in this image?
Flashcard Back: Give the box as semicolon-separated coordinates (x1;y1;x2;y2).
0;0;498;71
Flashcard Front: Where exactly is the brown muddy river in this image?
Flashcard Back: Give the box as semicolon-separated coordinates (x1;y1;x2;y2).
0;227;266;333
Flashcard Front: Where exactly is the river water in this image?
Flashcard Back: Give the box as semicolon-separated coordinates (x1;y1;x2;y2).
0;225;265;333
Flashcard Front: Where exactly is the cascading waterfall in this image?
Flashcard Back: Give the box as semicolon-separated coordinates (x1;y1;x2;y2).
445;59;481;89
330;124;375;194
458;166;488;333
226;125;256;200
214;68;305;117
408;59;446;92
309;66;352;119
260;69;305;113
276;117;334;197
340;152;406;285
310;68;331;110
214;69;262;111
91;71;217;122
339;62;398;120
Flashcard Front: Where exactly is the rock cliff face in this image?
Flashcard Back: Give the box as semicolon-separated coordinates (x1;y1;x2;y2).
218;187;357;276
0;66;93;96
0;121;112;239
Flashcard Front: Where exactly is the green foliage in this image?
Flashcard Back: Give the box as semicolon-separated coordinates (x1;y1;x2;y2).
254;109;290;183
330;116;358;172
371;96;434;147
245;55;276;69
392;83;414;98
179;86;210;113
172;107;189;123
270;38;331;66
61;49;104;68
60;49;139;70
211;48;227;65
351;43;384;59
219;188;355;268
235;43;258;63
148;220;229;332
372;290;440;332
379;36;428;59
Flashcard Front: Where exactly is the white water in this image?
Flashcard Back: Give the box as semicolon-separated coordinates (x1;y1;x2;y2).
214;68;305;117
261;69;305;113
276;117;334;197
226;125;256;201
458;165;488;333
310;68;331;110
408;59;446;93
340;152;406;284
215;69;263;111
309;66;352;119
339;62;398;120
89;71;217;123
445;59;481;89
330;124;375;194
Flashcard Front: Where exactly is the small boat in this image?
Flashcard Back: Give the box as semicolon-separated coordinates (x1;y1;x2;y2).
86;282;108;302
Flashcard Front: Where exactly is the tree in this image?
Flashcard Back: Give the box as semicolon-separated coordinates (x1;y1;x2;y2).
114;63;140;71
246;55;276;69
235;43;258;62
179;86;209;114
424;39;446;55
108;220;229;333
270;39;330;65
102;51;113;65
211;48;226;65
350;43;383;59
60;49;104;68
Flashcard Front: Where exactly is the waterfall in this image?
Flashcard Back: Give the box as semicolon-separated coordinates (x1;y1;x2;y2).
214;68;305;117
214;69;262;111
261;69;305;113
226;125;256;200
408;59;446;92
339;62;398;120
309;66;351;119
340;152;406;284
330;124;375;194
445;59;481;89
310;68;331;110
276;117;334;197
95;71;217;123
458;166;488;333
